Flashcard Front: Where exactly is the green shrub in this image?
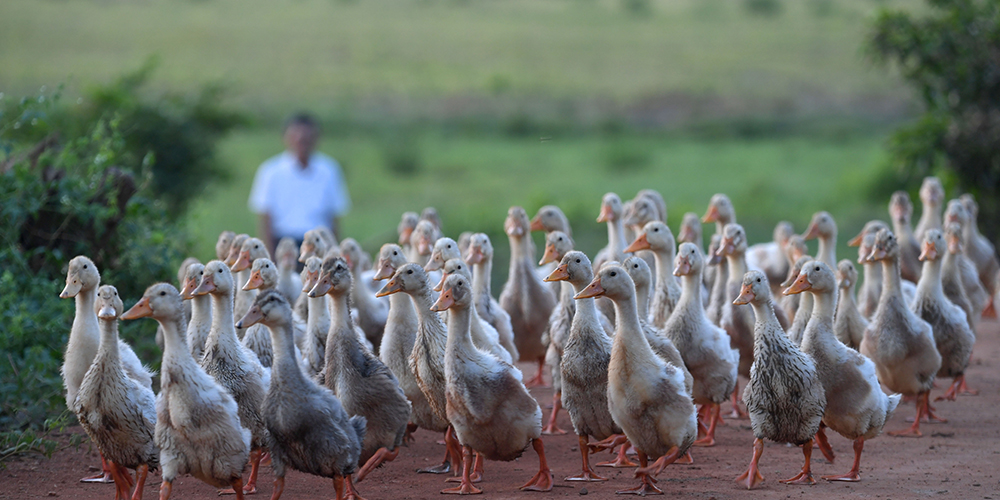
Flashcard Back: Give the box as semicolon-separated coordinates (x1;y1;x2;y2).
744;0;783;17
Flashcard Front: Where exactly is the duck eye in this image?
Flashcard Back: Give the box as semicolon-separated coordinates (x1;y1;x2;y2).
575;259;581;263
83;265;87;269
815;266;820;271
756;278;761;283
610;271;617;277
393;251;398;256
407;270;413;275
653;228;659;232
159;291;166;296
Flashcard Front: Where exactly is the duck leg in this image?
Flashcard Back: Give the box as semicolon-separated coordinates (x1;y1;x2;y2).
158;479;172;500
736;438;765;489
635;446;683;477
270;476;285;500
519;438;553;491
822;437;863;482
595;438;638;468
920;392;948;423
541;392;567;435
403;422;418;445
441;445;482;495
693;403;720;446
108;462;131;500
779;439;816;485
956;373;979;396
588;433;625;453
565;435;607;482
615;451;663;496
937;374;978;401
355;446;400;482
889;391;928;437
81;453;115;483
334;474;366;500
814;423;836;463
418;429;454;474
523;358;548;388
130;464;149;500
219;448;262;495
727;384;748;419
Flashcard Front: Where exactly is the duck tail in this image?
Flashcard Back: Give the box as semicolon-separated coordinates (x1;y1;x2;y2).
885;393;902;418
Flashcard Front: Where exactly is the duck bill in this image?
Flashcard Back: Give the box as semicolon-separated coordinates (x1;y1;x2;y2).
783;274;812;295
918;241;937;261
309;275;333;298
243;270;265;291
375;278;403;298
60;280;82;299
298;243;314;263
716;238;735;257
433;272;447;292
429;289;454;312
230;251;252;272
466;248;484;265
539;244;560;265
802;222;820;241
702;205;720;224
373;261;396;281
505;218;525;237
596;204;614;223
947;235;962;254
416;238;432;255
847;231;865;247
625;233;651;254
97;304;117;320
224;248;241;267
544;264;570;282
121;297;153;320
300;272;317;293
574;278;605;299
866;247;887;263
529;214;546;232
673;257;692;277
398;227;413;246
193;274;217;296
424;254;443;272
732;284;755;305
179;278;200;300
678;225;696;244
236;305;264;329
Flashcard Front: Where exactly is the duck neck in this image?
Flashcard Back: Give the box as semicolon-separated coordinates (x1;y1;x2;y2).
408;285;447;331
158;311;191;371
208;288;237;346
749;297;786;350
327;292;354;336
269;318;305;384
810;288;836;326
387;291;416;326
569;278;600;326
920;203;941;232
607;219;626;259
96;317;120;365
72;286;99;343
307;293;331;332
472;258;493;304
678;271;703;309
879;256;903;303
634;279;650;317
916;257;945;301
837;283;857;310
445;304;476;357
817;234;837;269
652;247;678;295
610;294;653;356
190;294;211;328
863;260;883;295
725;252;748;286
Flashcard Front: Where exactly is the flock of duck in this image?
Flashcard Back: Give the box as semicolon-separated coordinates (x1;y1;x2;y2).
60;176;995;499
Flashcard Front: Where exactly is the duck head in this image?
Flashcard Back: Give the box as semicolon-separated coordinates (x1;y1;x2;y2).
425;237;460;272
734;270;770;306
596;193;623;224
673;242;704;277
244;258;278;291
627;221;674;254
546;250;594;286
309;257;353;298
122;283;182;322
180;262;206;300
94;285;124;320
465;233;493;265
376;262;429;298
61;255;100;299
374;244;407;281
430;273;473;312
237;289;291;329
215;231;236;261
540;231;574;266
300;256;323;293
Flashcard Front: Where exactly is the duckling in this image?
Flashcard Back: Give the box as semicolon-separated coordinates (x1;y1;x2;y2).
665;243;738;447
746;221;794;288
537;231;577;435
914;176;944;243
408;219;440;266
122;283;250;500
544;252;618;481
432;274;552;495
577;265;696;495
945;201;989;318
834;260;868;350
942;223;978;330
593;193;629;274
733;271;825;489
236;290;367;500
179;262;212;360
310;257;411;481
625;221;682;329
60;255;153;483
911;230;976;402
959;194;999;305
300;257;330;381
274;237;303;306
499;207;556;387
340;238;388;349
375;262;457;474
75;285;158;500
889;191;922;283
467;233;519;362
861;229;941;437
785;261;901;480
785;256;814;346
194;261;270;494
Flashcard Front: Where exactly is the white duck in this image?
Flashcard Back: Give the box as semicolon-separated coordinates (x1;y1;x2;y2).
299;257;330;381
746;221;794;288
914;176;944;243
466;233;519;362
340;238;388;348
834;260;868;350
179;262;212;361
889;191;923;283
959;194;999;305
625;221;682;329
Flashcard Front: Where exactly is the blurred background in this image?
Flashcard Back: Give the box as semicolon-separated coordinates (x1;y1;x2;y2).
3;0;997;446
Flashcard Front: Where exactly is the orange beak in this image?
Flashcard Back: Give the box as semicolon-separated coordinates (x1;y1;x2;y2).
60;280;82;299
947;235;962;254
702;205;720;224
716;237;735;257
678;225;696;244
298;242;314;263
236;304;264;329
596;203;614;223
230;250;252;272
544;264;570;282
574;277;605;299
180;277;200;300
193;274;217;296
466;247;484;265
309;274;333;297
673;256;692;277
625;233;651;254
539;243;560;265
224;247;241;267
433;272;447;292
424;253;444;272
429;288;455;312
243;270;265;291
301;271;317;293
802;222;820;241
97;303;117;320
375;278;403;298
373;261;396;281
783;273;812;295
121;296;153;320
847;231;865;247
529;214;546;232
416;237;432;255
733;283;755;305
918;240;938;262
398;227;414;246
866;246;887;263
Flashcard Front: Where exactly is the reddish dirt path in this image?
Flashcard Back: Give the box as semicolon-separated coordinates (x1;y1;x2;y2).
4;320;1000;500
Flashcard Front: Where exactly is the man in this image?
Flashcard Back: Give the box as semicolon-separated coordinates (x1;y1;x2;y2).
248;113;351;255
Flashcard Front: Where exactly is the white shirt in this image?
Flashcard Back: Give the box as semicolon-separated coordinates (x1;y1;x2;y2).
248;151;351;239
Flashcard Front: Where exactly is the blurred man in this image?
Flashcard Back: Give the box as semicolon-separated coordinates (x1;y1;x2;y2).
248;113;351;255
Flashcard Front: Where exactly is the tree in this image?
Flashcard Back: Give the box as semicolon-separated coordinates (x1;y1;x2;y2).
869;0;1000;244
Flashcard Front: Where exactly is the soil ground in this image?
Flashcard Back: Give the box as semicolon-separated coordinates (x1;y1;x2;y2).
4;320;1000;500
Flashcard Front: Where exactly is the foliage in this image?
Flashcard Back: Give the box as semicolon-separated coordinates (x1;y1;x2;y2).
869;0;1000;242
0;413;84;469
0;87;190;433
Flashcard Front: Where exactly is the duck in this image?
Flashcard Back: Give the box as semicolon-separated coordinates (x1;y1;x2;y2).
274;237;303;306
889;191;923;283
310;257;411;481
834;260;868;350
847;220;891;318
732;271;825;489
544;251;619;481
431;273;552;495
340;238;388;348
194;261;270;495
778;237;809;321
746;221;794;288
424;236;462;273
158;257;199;350
945;201;990;318
785;260;902;479
216;230;236;260
466;233;520;362
861;229;942;437
179;262;213;360
121;283;250;500
499;207;556;387
625;221;682;329
784;256;814;346
375;262;457;474
300;257;330;381
678;212;704;249
397;211;420;255
242;257;308;357
577;265;696;495
802;211;838;270
705;233;729;325
222;234;250;323
230;236;269;336
717;223;759;417
236;290;367;500
593;192;629;274
59;255;153;484
74;285;158;500
622;194;663;286
664;243;738;447
914;176;945;243
438;258;513;365
911;230;977;402
959;194;999;305
534;231;577;435
529;205;572;236
407;219;439;266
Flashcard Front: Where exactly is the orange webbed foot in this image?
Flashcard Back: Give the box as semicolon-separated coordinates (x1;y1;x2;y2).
779;470;816;486
355;447;400;482
822;471;861;482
